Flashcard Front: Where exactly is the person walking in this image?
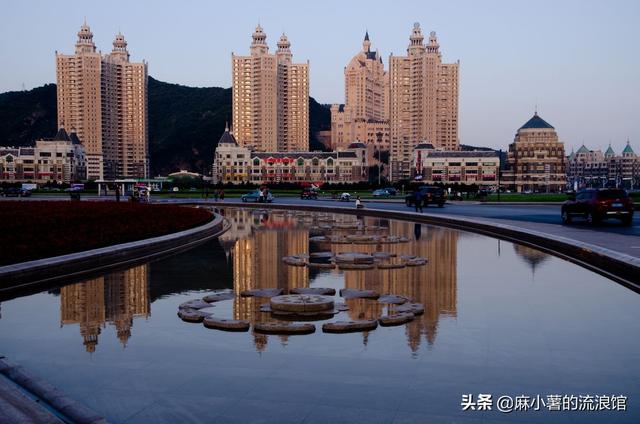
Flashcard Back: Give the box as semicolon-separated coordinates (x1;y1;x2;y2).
115;185;120;202
414;190;423;213
355;196;364;209
213;189;219;202
219;189;225;201
259;187;265;203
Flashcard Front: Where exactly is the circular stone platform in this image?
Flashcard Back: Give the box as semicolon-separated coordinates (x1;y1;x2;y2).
270;295;334;313
203;291;235;303
289;287;336;296
177;308;212;323
378;313;415;326
339;288;380;299
253;322;316;335
322;320;379;333
393;303;425;315
203;316;250;332
240;288;285;298
378;294;409;305
335;253;375;264
179;299;214;310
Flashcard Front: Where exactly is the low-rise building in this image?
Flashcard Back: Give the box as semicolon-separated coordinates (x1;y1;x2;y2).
567;141;639;189
412;143;499;187
212;127;368;185
0;128;86;183
502;113;566;193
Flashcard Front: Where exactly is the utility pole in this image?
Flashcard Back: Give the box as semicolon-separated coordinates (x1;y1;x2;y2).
497;149;502;202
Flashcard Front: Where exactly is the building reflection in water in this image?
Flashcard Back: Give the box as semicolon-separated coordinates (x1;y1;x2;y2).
513;244;550;276
220;209;458;353
58;208;459;354
60;265;150;353
220;209;310;350
335;220;458;352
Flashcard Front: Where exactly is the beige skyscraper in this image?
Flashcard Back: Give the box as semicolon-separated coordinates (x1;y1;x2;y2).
232;26;309;152
389;23;459;181
56;23;103;179
56;22;149;180
331;32;390;158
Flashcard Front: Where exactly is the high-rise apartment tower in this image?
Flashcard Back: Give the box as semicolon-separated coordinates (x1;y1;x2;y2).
232;26;309;152
388;23;459;181
331;32;390;154
56;22;148;180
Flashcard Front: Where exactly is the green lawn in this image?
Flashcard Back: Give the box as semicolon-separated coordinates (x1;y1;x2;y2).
482;192;640;203
483;193;570;202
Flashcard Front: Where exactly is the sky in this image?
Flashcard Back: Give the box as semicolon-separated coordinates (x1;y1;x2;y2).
1;0;639;152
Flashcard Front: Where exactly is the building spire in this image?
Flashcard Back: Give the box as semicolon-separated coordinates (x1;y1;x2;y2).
277;33;291;52
110;32;129;62
408;22;425;54
363;30;371;52
250;24;268;55
426;30;439;54
75;21;96;54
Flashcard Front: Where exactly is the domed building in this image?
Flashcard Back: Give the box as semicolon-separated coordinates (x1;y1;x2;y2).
503;112;566;193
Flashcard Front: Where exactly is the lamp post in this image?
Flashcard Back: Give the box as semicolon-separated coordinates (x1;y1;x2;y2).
377;132;382;187
497;149;502;202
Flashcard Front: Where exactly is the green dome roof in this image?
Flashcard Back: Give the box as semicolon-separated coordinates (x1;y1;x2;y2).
605;145;615;156
622;142;635;154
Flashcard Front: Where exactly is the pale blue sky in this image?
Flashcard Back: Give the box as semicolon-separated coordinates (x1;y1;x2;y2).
1;0;639;152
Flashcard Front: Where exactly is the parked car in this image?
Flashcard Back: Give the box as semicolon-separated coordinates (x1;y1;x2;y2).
383;187;397;196
372;188;391;197
339;193;352;202
241;189;274;203
300;188;318;200
405;186;446;208
2;187;31;197
561;188;634;226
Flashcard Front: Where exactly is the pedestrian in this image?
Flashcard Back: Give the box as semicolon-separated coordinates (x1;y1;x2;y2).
414;190;423;213
219;189;225;201
213;189;219;202
355;196;364;209
115;185;120;202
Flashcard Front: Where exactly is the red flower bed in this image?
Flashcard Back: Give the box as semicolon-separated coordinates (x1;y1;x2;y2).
0;201;213;266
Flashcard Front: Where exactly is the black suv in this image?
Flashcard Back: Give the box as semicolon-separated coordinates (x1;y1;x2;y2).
405;186;446;208
561;188;634;226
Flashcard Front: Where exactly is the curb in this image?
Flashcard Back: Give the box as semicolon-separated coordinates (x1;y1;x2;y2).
0;211;230;294
205;202;640;292
0;357;107;423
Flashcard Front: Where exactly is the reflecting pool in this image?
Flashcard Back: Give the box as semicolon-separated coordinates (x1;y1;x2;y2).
0;208;638;423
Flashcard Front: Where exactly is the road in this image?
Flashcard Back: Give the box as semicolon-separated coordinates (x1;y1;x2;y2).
275;197;640;235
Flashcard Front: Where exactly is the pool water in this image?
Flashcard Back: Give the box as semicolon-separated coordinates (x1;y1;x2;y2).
0;208;638;423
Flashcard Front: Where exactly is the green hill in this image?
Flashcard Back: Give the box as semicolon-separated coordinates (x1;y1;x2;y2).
0;84;57;148
0;77;331;175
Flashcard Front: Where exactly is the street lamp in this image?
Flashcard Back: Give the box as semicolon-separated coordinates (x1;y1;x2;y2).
497;149;502;202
